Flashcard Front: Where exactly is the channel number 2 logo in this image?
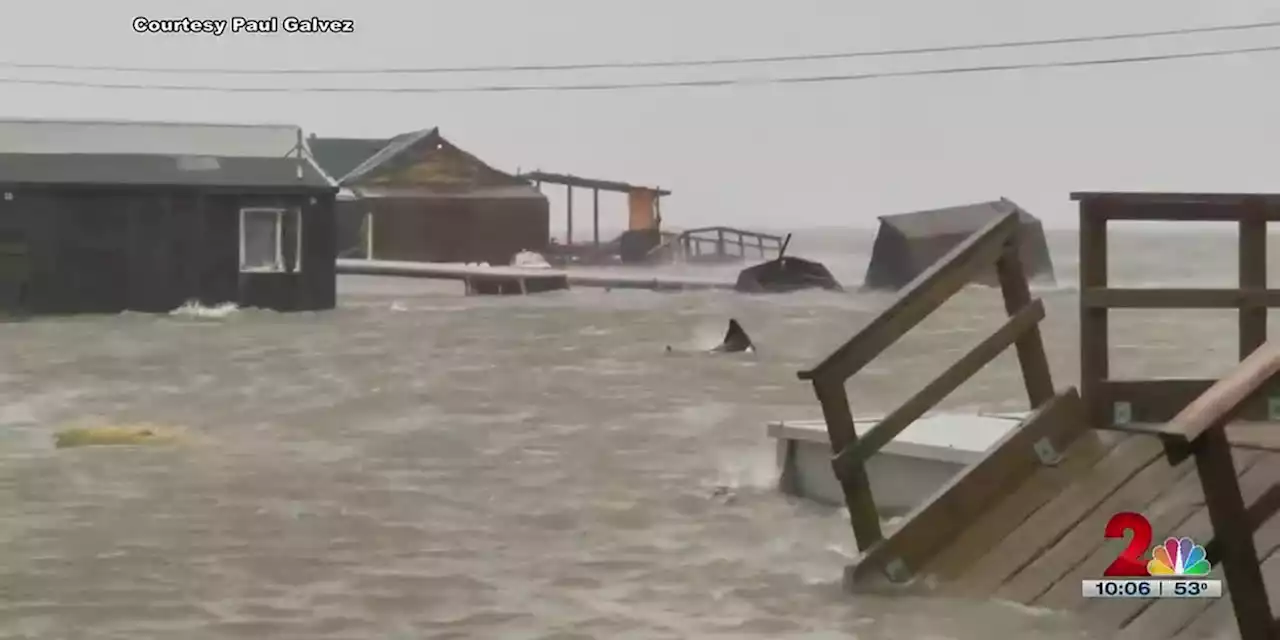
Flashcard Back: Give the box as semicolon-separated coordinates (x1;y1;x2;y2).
1103;511;1211;577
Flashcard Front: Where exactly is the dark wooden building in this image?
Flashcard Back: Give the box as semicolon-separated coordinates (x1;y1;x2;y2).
863;198;1056;290
0;118;338;314
310;128;548;265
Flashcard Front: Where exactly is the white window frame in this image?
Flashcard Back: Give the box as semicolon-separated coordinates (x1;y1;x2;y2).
238;207;303;273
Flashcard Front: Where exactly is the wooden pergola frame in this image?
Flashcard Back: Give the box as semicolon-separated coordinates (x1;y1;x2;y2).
519;170;670;246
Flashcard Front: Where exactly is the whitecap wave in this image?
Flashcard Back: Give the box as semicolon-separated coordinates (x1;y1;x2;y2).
169;300;238;319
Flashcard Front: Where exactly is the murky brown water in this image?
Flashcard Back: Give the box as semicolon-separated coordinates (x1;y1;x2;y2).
0;229;1266;639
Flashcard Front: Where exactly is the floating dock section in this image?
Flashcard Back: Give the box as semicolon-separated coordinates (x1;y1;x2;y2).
768;412;1027;516
335;258;734;294
789;194;1280;640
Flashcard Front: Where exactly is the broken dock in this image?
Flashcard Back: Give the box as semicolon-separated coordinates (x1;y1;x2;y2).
796;192;1280;640
335;258;735;294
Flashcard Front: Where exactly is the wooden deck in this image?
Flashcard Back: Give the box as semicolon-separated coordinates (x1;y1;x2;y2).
800;193;1280;639
849;409;1280;639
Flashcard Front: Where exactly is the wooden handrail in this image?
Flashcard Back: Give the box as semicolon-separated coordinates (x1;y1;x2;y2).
795;207;1055;559
798;210;1019;382
1137;341;1280;444
645;226;785;261
831;298;1046;477
678;226;785;242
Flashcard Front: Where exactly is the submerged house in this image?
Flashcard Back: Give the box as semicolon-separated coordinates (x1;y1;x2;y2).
309;129;549;265
0;118;338;314
863;198;1055;291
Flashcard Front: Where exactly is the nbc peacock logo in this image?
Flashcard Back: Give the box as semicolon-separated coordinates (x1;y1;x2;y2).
1147;536;1211;577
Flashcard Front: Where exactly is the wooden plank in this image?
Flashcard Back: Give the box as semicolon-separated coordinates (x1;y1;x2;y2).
1032;457;1212;611
923;431;1122;587
516;170;671;195
812;379;882;551
798;211;1018;381
1081;287;1280;309
1098;378;1280;425
1071;196;1264;221
1227;423;1280;452
954;433;1168;596
1097;203;1262;221
1078;200;1109;428
996;245;1056;405
844;389;1091;584
1081;448;1268;629
1204;479;1280;565
1155;343;1280;444
1071;191;1280;205
831;299;1045;477
1099;378;1212;425
335;259;732;291
994;444;1200;603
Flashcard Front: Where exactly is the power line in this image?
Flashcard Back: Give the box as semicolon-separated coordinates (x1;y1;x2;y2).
0;43;1274;94
5;19;1280;75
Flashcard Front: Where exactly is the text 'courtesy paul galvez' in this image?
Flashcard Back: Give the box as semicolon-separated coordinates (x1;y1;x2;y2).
132;17;356;36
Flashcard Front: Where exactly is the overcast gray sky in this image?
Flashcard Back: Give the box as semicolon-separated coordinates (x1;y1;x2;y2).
0;0;1277;233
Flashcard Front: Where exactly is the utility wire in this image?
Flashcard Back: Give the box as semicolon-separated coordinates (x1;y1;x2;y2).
4;19;1280;75
0;43;1274;93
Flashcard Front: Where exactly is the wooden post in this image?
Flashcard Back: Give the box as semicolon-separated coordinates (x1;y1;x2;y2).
566;185;574;245
1194;428;1275;640
364;212;374;260
813;378;883;550
737;233;745;258
716;228;725;258
592;188;600;247
996;242;1056;406
1079;199;1109;428
1239;199;1267;358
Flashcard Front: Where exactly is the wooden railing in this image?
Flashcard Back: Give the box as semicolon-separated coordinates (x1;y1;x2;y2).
649;226;785;263
1074;192;1280;640
1075;193;1280;429
1103;346;1280;640
798;210;1057;554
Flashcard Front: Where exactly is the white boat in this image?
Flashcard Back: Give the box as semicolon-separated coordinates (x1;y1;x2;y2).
767;411;1029;516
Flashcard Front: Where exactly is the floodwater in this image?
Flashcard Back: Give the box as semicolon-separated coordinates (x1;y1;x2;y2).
0;228;1265;639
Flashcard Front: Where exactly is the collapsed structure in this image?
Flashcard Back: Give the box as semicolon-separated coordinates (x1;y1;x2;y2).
863;198;1055;290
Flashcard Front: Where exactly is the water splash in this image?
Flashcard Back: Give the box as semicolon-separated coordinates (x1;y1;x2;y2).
169;300;238;319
